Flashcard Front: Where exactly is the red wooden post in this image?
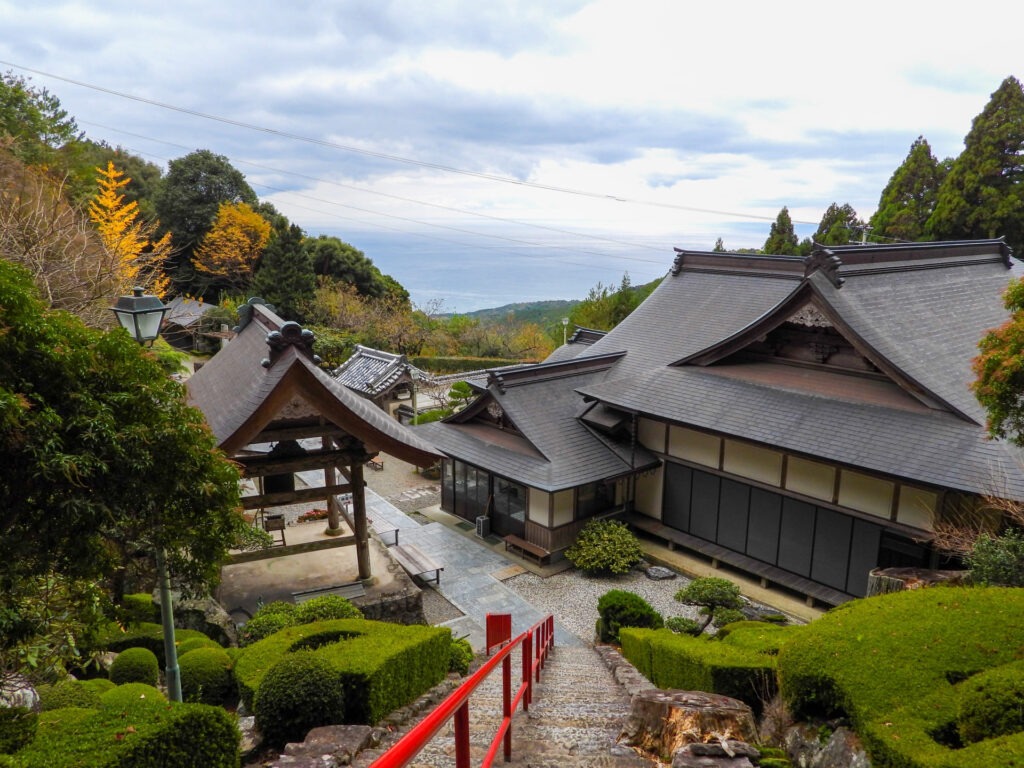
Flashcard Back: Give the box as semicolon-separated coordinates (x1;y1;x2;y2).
486;613;512;654
455;701;470;768
522;632;533;710
502;653;512;762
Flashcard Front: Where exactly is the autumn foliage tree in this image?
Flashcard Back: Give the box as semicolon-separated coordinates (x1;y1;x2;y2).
192;201;271;297
88;161;172;297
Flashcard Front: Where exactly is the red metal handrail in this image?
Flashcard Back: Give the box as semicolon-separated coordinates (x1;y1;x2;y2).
371;614;555;768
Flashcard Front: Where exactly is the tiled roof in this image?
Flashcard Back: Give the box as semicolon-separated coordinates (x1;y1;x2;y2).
164;296;216;327
332;344;428;397
185;306;440;465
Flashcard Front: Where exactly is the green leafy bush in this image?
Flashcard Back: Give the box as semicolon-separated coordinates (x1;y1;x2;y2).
179;647;235;706
675;577;743;634
36;681;102;712
100;683;166;708
10;693;239;767
293;595;364;624
254;650;345;749
596;590;663;644
566;520;643;575
91;621;210;666
620;623;797;714
175;636;222;657
118;593;160;625
665;616;702;636
967;529;1024;586
0;708;36;755
110;647;159;687
449;637;474;675
234;618;450;725
777;587;1024;767
957;660;1024;744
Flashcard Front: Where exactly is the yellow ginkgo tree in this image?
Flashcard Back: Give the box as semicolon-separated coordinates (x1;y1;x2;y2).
192;201;271;297
88;161;172;298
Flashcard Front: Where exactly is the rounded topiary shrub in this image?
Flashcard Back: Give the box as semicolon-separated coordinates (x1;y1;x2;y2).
0;707;37;754
293;595;363;624
99;683;166;709
37;680;103;712
449;637;474;675
118;593;159;624
254;650;345;749
957;661;1024;743
565;519;643;575
180;647;236;706
109;647;159;687
596;589;664;644
239;602;299;647
176;636;222;657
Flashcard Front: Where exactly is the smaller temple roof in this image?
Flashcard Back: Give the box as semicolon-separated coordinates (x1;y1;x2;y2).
164;296;216;328
332;345;429;398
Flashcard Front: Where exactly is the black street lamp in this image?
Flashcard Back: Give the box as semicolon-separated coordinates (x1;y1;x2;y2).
110;287;169;346
109;287;181;703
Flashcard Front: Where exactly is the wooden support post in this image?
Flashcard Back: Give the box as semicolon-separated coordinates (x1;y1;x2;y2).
324;436;343;535
351;461;371;581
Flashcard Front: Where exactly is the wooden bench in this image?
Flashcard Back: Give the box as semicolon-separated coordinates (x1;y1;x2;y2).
291;581;366;603
503;534;550;565
366;455;384;471
390;544;443;585
368;515;399;546
623;512;851;608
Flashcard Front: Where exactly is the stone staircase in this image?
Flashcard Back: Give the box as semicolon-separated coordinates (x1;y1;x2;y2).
356;642;657;767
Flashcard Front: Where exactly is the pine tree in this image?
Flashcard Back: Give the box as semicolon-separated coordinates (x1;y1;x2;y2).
252;222;315;321
713;237;726;252
814;202;864;245
763;207;800;255
927;76;1024;256
870;137;947;242
88;161;172;297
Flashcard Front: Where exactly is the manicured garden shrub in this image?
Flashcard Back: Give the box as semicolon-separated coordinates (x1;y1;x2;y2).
110;647;159;687
179;647;236;706
449;637;474;675
99;683;166;709
596;590;663;644
675;577;744;634
777;586;1024;768
79;679;116;696
91;621;210;666
235;618;449;734
118;593;160;625
10;694;239;767
175;636;222;657
293;595;364;624
565;520;643;575
254;650;346;748
967;529;1024;587
620;624;795;713
0;708;36;755
36;681;102;712
957;660;1024;744
665;615;702;636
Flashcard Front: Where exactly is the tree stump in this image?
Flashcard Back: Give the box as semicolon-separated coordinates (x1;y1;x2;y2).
619;690;757;759
866;567;966;596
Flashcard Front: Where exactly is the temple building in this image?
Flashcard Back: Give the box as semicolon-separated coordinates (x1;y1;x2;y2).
419;239;1024;605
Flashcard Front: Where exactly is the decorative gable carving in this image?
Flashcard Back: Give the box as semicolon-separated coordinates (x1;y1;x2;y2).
787;304;832;329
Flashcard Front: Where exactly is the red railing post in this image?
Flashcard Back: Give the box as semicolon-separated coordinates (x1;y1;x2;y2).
455;701;470;768
522;632;533;711
502;653;512;762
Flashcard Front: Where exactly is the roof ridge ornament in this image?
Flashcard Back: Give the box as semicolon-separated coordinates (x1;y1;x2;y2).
234;297;276;332
261;321;322;368
804;245;845;288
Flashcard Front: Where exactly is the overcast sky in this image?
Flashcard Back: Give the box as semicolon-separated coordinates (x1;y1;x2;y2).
1;1;1019;312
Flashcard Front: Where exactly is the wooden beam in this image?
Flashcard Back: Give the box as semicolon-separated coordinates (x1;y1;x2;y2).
249;424;350;443
227;534;357;564
237;450;358;477
241;483;353;510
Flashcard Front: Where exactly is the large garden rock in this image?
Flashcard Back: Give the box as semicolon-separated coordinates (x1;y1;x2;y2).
619;689;757;758
672;740;759;766
153;591;239;646
784;722;870;768
0;674;40;713
273;725;374;767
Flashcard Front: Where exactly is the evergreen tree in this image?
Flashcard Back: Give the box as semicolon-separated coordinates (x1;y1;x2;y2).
814;202;864;245
869;137;947;242
252;222;315;322
927;76;1024;256
763;207;800;255
713;237;726;252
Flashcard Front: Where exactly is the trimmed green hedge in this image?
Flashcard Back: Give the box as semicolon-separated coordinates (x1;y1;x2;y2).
596;589;663;643
621;622;800;713
180;647;236;706
777;586;1024;768
234;618;450;726
6;695;239;767
110;647;159;687
92;621;211;666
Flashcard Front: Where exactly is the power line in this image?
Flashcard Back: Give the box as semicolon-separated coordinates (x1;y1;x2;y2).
3;59;819;225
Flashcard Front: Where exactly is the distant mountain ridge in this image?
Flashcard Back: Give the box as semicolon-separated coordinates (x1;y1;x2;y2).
442;299;579;325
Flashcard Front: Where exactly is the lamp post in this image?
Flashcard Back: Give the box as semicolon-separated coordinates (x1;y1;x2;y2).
109;288;181;703
561;317;569;346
